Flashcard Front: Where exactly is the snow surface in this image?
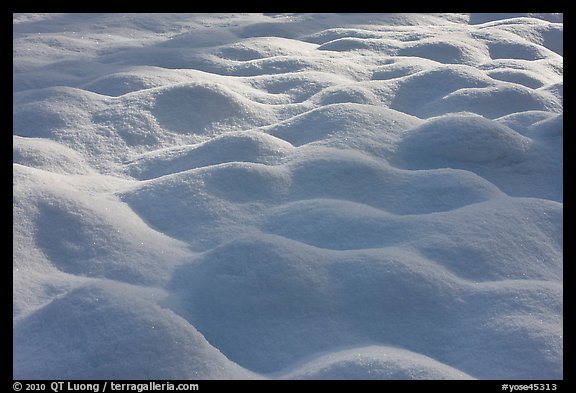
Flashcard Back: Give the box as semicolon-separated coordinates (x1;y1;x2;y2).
13;13;563;380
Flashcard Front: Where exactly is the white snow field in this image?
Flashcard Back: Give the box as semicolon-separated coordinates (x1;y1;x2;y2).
13;13;562;380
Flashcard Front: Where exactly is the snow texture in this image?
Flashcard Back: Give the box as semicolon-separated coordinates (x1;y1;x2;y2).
13;13;563;380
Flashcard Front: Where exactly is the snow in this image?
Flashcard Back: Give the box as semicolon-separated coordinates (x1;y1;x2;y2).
277;345;476;379
13;13;562;380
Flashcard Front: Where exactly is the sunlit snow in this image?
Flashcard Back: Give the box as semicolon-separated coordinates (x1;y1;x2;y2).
13;13;562;380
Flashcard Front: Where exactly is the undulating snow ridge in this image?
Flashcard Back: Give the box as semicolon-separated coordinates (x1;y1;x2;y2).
13;13;563;380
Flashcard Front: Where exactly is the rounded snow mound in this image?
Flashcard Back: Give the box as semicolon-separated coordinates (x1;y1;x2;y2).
471;16;563;55
120;163;291;249
267;103;421;147
262;198;403;250
200;162;293;203
13;281;260;380
83;72;164;97
81;67;198;97
422;85;562;119
16;169;191;286
304;28;384;45
13;87;106;139
279;346;475;380
371;60;432;80
414;197;563;281
469;13;563;24
540;81;563;102
168;233;464;374
249;71;351;103
13;136;94;175
483;34;557;61
228;56;338;77
126;131;293;180
496;110;557;135
390;65;492;116
314;84;379;106
529;113;563;139
152;82;275;134
398;38;490;65
214;37;316;61
317;37;396;53
287;151;502;214
396;113;532;168
487;69;545;88
262;196;562;281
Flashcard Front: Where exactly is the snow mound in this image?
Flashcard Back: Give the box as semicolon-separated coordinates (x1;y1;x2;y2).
314;84;380;106
422;85;562;119
396;113;531;167
13;136;95;175
13;87;107;139
529;113;563;138
262;196;562;281
168;231;562;378
214;37;316;61
395;113;561;201
81;67;201;97
413;197;563;281
14;165;191;286
126;131;293;180
261;198;405;250
389;66;492;116
167;233;461;373
267;103;421;148
248;71;352;103
287;150;502;214
398;38;489;65
151;82;275;134
496;110;558;135
303;28;385;45
279;346;475;380
317;37;397;53
119;162;291;250
13;281;260;379
487;69;545;88
371;60;433;81
476;26;561;61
